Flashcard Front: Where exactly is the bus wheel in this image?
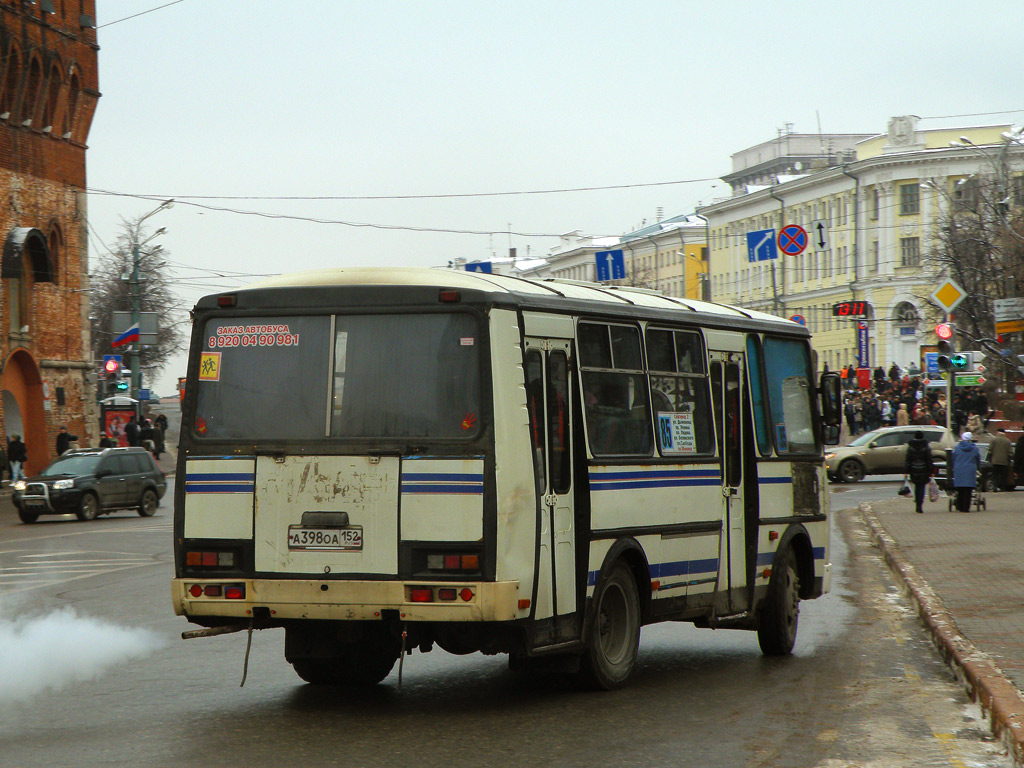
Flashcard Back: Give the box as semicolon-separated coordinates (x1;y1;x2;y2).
579;561;640;690
757;546;800;656
291;641;399;686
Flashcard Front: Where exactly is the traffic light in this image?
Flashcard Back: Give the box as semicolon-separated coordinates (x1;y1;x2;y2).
103;355;122;375
114;379;129;391
935;323;955;371
950;352;972;372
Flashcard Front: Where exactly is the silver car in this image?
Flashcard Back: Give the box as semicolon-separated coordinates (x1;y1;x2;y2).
825;425;955;483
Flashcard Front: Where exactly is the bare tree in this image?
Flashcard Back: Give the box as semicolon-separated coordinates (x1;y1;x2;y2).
89;216;185;381
923;143;1024;400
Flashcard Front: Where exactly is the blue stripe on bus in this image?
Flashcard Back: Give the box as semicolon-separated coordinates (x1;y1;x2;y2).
186;483;255;494
587;557;720;587
401;484;484;495
185;472;256;482
592;469;718;480
758;476;792;484
402;473;484;483
591;478;720;491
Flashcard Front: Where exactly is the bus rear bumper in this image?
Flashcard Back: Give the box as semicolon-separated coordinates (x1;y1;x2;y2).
172;578;524;623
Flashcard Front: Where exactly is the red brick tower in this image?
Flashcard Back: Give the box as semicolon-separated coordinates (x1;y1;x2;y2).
0;0;99;474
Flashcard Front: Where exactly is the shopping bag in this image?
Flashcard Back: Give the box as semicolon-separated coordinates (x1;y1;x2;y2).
927;479;939;503
898;482;911;497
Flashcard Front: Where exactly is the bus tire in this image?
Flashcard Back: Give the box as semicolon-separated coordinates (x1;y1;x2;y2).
757;546;800;656
579;561;640;690
291;642;399;686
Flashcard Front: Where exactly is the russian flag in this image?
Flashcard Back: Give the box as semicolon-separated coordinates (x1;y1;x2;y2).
112;323;140;348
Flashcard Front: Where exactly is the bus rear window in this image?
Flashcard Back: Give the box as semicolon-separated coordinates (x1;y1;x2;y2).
194;316;331;439
330;313;481;439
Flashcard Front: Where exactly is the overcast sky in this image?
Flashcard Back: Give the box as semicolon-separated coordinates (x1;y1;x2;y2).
86;0;1024;395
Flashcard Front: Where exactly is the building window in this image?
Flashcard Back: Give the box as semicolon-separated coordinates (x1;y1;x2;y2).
871;188;879;220
899;183;920;215
900;236;920;267
870;241;879;273
1013;176;1024;206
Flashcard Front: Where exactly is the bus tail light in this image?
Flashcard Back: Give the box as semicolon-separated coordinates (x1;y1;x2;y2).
409;587;433;602
438;588;457;601
427;553;480;572
185;550;236;568
224;585;245;600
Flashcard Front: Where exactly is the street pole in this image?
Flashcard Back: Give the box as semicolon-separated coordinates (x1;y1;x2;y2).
130;240;140;399
127;199;173;402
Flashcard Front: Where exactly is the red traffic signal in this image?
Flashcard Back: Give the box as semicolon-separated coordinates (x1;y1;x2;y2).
103;355;122;374
935;322;954;341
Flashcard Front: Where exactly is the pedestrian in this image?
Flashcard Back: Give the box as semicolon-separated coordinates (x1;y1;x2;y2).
152;419;165;460
8;434;27;481
950;431;981;513
154;413;168;432
896;402;909;426
125;413;140;447
988;428;1013;491
55;424;77;456
139;418;155;455
904;430;935;514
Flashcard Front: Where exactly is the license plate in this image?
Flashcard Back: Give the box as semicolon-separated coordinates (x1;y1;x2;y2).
287;525;362;551
25;499;45;508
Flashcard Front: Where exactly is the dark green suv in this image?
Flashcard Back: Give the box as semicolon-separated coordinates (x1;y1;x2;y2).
13;447;167;523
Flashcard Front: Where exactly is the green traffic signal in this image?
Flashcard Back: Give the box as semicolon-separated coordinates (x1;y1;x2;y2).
115;380;129;391
950;353;971;371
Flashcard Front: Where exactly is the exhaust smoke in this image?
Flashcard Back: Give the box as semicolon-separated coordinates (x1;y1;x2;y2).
0;605;165;706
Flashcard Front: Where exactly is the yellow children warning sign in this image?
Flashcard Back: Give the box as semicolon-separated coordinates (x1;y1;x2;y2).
198;352;221;381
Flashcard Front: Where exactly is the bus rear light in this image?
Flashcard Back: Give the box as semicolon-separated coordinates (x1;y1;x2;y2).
409;587;433;602
518;599;531;610
224;585;246;600
216;294;237;307
185;550;236;568
204;585;222;597
189;584;202;598
438;289;460;303
460;588;474;602
428;553;481;572
438;588;457;601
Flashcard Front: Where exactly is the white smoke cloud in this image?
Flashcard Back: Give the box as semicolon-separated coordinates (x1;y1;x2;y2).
0;605;165;705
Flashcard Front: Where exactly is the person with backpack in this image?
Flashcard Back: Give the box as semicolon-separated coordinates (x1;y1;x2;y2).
904;430;935;514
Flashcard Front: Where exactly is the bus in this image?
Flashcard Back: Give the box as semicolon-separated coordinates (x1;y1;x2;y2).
172;268;842;689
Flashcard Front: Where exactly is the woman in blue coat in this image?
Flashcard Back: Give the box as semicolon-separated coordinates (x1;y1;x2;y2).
951;431;981;512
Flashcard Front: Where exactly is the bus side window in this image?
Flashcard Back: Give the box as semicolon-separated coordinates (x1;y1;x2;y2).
525;350;546;494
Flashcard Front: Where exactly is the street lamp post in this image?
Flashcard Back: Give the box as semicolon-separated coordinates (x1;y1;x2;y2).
129;199;173;399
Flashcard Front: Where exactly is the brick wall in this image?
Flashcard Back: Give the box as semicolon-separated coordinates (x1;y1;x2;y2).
0;2;98;470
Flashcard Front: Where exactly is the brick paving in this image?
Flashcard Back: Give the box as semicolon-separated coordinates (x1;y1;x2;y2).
861;488;1024;763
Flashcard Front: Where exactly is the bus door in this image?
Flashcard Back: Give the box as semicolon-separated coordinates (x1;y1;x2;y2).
524;338;577;635
709;352;748;613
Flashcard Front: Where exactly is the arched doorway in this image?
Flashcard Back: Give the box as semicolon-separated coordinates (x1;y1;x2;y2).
892;301;922;373
2;349;47;476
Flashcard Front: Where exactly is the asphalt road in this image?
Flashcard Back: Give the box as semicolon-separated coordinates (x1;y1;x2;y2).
0;476;1012;768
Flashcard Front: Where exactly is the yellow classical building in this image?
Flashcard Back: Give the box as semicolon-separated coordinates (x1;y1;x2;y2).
697;116;1024;374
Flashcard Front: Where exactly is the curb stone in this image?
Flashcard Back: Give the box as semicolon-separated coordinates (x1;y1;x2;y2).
858;502;1024;765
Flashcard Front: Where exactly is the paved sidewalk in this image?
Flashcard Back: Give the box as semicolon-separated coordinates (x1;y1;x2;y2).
861;488;1024;764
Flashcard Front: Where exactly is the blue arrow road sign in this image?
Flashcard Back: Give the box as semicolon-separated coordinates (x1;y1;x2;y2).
595;249;626;282
747;229;777;262
465;261;493;273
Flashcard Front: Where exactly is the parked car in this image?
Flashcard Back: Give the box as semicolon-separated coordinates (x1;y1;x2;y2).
13;446;167;523
825;425;955;483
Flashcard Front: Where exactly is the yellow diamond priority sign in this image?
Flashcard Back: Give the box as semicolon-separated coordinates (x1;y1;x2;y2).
930;279;966;314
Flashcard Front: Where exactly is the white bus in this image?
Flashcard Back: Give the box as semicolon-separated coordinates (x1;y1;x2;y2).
172;268;842;689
